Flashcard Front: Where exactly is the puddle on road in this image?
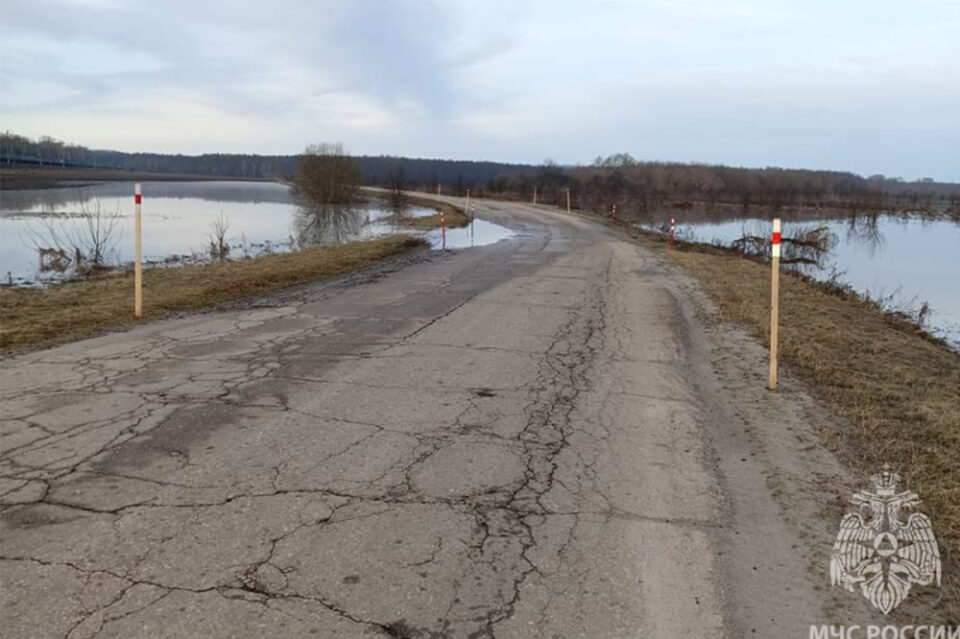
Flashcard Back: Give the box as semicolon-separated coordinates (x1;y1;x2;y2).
423;218;515;250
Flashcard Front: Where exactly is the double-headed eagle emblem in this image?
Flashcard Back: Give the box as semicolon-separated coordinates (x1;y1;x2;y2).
830;466;941;614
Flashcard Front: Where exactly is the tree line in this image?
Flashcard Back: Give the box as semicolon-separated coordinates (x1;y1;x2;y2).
4;133;957;214
0;132;530;187
484;155;960;216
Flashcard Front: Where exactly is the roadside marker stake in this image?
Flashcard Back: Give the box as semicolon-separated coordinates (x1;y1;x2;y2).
134;183;143;320
610;204;616;226
669;217;675;249
437;183;441;197
441;207;446;251
470;203;475;245
533;186;537;205
768;218;781;390
465;188;470;213
566;188;571;214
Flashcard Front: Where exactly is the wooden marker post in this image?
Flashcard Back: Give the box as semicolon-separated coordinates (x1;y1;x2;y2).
533;186;537;205
465;188;470;213
610;204;616;226
566;188;571;214
134;183;143;319
441;207;446;251
768;218;782;390
669;217;675;249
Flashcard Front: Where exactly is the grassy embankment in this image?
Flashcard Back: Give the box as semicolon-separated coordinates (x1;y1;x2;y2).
627;226;960;612
360;189;470;230
399;194;470;229
0;235;426;354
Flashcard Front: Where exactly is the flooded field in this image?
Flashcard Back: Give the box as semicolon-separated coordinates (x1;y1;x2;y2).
0;181;513;287
640;212;960;348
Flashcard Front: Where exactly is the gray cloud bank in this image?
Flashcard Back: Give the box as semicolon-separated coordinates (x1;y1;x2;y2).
1;0;957;180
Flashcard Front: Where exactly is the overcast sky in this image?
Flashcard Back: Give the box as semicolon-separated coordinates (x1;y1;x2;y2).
1;0;958;180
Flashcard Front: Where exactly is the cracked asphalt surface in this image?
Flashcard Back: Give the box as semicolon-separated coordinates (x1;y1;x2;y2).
1;197;866;637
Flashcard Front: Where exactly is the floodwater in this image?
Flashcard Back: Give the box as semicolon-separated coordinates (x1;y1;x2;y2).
640;213;960;349
0;181;514;286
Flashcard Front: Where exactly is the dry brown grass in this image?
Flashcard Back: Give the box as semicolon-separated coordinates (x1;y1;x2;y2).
360;189;470;230
0;235;426;354
399;195;471;229
630;230;960;611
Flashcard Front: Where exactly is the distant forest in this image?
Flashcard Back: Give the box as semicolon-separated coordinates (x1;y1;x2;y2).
491;155;960;216
3;132;958;214
0;132;530;189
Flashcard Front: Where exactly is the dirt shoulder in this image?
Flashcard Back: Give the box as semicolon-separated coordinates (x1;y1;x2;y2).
0;235;427;355
630;226;960;620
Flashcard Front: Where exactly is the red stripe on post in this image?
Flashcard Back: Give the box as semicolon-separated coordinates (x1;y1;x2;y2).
135;194;142;204
771;232;781;244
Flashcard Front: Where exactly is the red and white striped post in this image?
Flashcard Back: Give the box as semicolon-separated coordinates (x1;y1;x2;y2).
669;217;676;249
134;183;143;319
441;207;446;250
768;218;782;390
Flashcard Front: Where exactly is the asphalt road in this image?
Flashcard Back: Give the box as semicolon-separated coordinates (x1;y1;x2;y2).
0;197;877;637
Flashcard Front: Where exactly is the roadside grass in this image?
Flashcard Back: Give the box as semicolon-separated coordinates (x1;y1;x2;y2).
0;235;427;354
397;195;471;229
360;189;471;230
630;229;960;612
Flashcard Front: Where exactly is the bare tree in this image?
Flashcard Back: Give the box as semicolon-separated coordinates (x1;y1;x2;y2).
292;142;362;205
208;211;230;261
387;160;407;210
25;196;121;274
731;224;836;268
71;199;121;268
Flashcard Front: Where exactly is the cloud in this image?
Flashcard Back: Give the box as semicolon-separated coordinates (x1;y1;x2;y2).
0;0;957;179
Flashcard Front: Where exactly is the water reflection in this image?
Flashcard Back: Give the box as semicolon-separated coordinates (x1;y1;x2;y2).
0;181;516;288
728;223;838;269
423;218;514;250
0;181;296;211
293;204;366;247
843;213;885;257
638;211;960;348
